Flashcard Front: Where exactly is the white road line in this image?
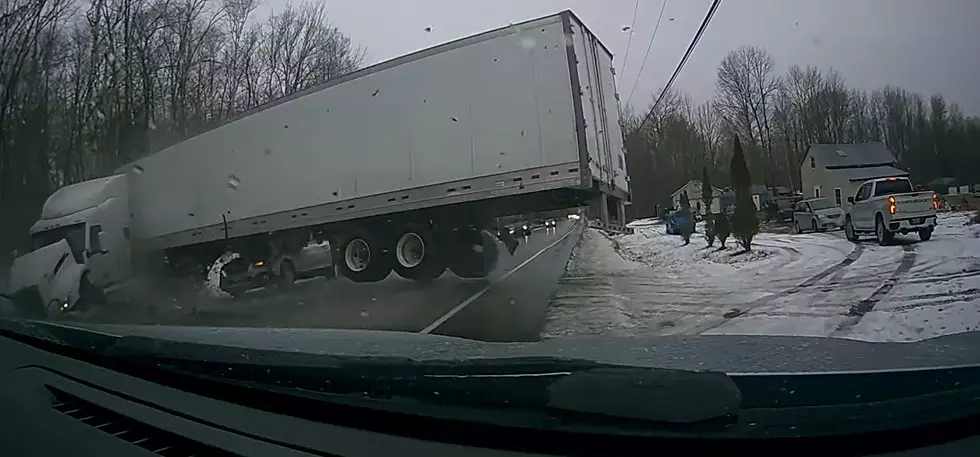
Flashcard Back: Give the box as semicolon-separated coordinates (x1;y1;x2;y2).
419;223;580;334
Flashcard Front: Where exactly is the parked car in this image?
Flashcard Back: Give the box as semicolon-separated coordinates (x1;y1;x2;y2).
793;198;844;233
844;177;939;245
665;211;691;235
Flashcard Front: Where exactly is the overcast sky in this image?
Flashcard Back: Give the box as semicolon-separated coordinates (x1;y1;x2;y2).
262;0;980;115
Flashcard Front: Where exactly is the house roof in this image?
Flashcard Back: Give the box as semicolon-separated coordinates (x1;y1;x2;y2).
929;177;963;187
836;165;909;182
720;185;771;198
806;142;897;168
670;180;724;199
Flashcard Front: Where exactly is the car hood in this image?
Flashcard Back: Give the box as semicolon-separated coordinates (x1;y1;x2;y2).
8;240;76;293
13;321;980;374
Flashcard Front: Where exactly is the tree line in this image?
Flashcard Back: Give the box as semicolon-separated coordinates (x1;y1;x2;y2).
625;45;980;218
0;0;364;255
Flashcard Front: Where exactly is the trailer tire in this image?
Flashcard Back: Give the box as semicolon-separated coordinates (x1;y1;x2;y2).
339;232;392;283
393;228;446;282
450;229;499;279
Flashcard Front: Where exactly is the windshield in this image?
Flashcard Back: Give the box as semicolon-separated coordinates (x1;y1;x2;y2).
30;224;85;263
1;0;979;401
808;199;834;210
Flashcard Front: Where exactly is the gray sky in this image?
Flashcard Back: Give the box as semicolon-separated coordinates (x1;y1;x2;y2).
263;0;980;115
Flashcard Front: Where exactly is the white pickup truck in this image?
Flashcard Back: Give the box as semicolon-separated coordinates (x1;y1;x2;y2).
843;177;939;245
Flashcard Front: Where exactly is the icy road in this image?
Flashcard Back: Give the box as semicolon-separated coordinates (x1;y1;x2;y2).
545;212;980;342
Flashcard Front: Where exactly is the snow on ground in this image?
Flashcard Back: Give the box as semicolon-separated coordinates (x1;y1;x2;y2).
546;211;980;343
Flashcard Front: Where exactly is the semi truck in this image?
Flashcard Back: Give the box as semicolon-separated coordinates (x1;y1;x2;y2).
6;10;631;315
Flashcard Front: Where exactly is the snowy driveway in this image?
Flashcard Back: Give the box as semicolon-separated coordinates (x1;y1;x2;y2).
545;212;980;342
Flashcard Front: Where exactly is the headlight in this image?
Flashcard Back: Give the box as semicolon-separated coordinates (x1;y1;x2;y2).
522;225;528;230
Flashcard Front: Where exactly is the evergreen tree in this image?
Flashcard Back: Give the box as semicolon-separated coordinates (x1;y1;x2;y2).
730;136;759;251
702;167;716;246
701;167;713;214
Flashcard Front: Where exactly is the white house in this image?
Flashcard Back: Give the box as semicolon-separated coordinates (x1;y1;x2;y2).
670;180;724;215
800;143;907;207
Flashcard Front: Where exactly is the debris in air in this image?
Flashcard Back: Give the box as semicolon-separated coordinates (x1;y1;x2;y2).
451;117;458;122
424;26;432;32
621;26;631;31
372;89;380;96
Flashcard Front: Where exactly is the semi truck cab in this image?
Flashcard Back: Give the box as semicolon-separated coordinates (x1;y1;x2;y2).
8;175;132;313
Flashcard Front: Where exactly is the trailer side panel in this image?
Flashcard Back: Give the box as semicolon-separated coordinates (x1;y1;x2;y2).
127;14;586;250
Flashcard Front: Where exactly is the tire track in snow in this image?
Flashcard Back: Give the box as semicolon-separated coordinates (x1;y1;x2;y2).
798;242;866;287
845;244;917;317
683;242;866;335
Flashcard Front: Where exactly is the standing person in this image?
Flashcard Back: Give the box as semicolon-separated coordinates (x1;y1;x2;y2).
677;197;695;246
704;214;716;247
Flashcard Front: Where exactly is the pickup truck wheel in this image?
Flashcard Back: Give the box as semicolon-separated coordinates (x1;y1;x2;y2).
845;217;860;242
393;229;447;282
919;227;933;241
450;228;499;279
875;215;894;246
339;233;392;283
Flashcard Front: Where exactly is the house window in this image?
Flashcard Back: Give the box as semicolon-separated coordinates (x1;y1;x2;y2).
810;157;815;169
834;188;842;206
618;154;625;170
813;185;822;198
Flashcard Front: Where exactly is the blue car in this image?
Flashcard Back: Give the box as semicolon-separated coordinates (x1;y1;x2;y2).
665;212;691;235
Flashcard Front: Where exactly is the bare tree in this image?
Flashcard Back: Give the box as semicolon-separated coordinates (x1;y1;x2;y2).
0;0;366;256
715;46;779;184
623;47;980;218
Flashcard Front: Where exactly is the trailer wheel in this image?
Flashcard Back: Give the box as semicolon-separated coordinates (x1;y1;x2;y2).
449;228;499;279
339;232;392;282
393;228;446;282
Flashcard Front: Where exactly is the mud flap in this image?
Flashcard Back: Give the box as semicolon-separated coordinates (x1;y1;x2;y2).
481;229;501;273
497;229;519;255
449;229;500;279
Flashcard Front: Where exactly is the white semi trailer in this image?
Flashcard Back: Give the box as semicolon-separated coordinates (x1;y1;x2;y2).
7;10;630;314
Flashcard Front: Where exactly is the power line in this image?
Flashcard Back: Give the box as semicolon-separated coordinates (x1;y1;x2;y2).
618;0;641;76
637;0;721;131
625;0;669;106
